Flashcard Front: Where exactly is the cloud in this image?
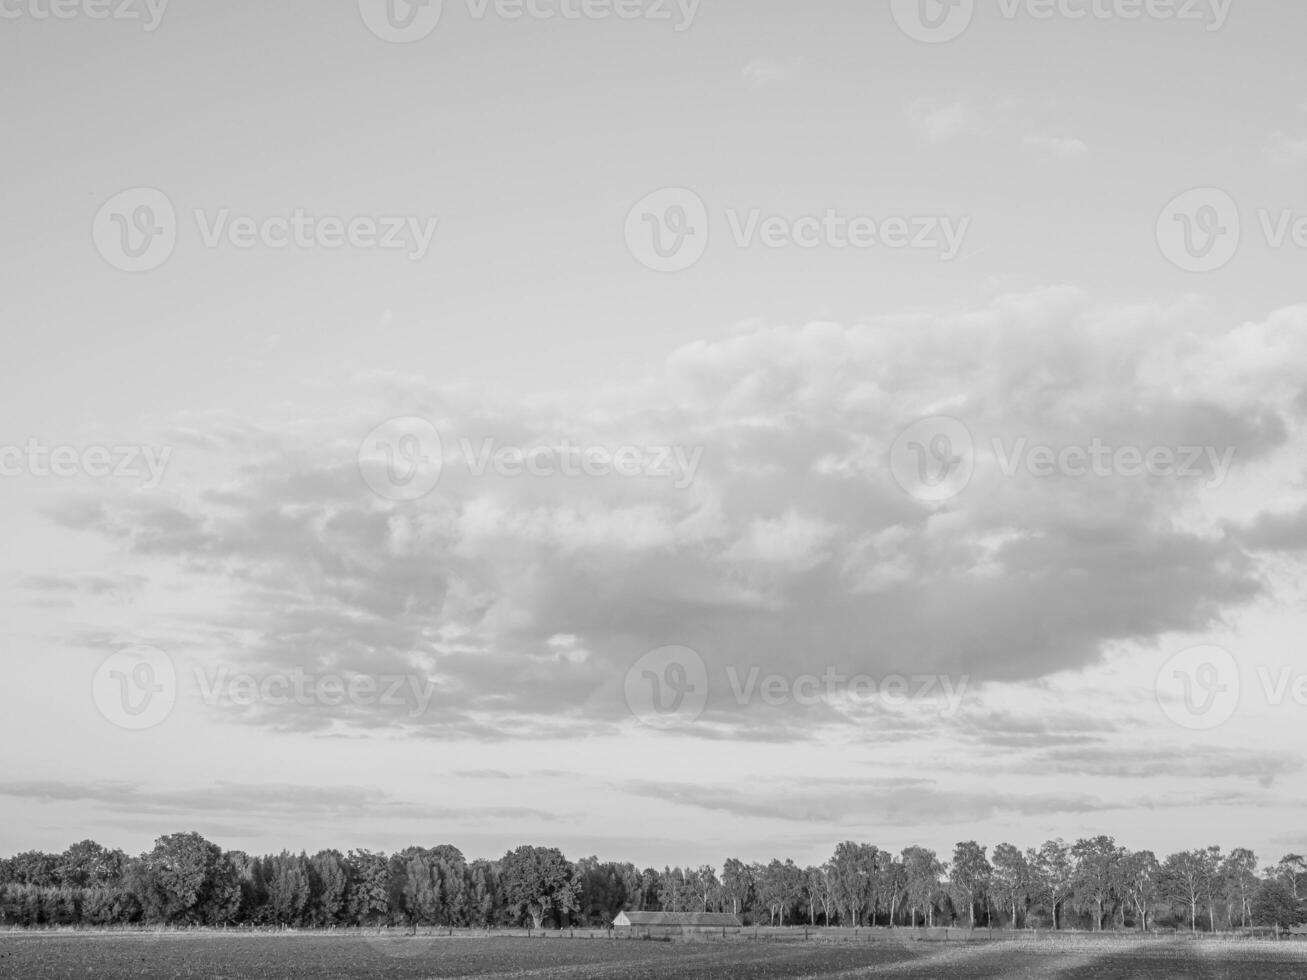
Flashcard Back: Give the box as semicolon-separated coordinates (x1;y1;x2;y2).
1022;134;1089;160
0;780;560;826
741;57;800;89
1266;131;1307;169
906;99;982;144
1020;747;1302;788
43;292;1307;744
620;777;1108;826
1241;505;1307;552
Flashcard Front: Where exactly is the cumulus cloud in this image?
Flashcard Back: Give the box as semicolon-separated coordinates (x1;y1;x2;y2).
44;291;1307;744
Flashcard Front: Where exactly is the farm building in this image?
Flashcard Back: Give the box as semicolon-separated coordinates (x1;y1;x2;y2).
612;911;742;936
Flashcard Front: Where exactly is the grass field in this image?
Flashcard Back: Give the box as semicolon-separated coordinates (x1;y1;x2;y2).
4;932;1307;979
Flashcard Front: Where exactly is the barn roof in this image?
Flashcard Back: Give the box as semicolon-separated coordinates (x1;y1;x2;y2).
614;911;742;927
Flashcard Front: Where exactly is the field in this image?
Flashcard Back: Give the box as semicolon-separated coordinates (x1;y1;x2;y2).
4;932;1307;980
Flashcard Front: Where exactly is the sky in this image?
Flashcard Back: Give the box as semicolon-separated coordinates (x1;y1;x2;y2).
3;0;1307;872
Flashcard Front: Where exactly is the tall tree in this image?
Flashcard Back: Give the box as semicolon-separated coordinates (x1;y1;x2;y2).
949;842;991;929
308;850;349;926
1071;836;1122;932
1032;840;1073;930
1119;850;1159;931
346;849;389;926
827;842;876;926
721;859;752;918
901;847;944;928
990;843;1029;928
1161;849;1204;933
1222;849;1258;930
1276;855;1307;901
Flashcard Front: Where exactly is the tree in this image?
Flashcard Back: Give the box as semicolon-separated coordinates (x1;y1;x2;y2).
756;860;804;925
694;865;720;913
1161;850;1205;933
1032;840;1073;930
901;847;944;927
827;842;876;926
1118;850;1159;931
990;843;1029;928
803;866;829;925
949;842;990;929
881;858;907;926
1196;846;1224;933
58;841;125;888
130;833;239;925
1221;848;1257;930
266;852;311;926
5;852;60;888
721;859;753;919
1251;878;1306;929
346;849;389;925
498;846;578;929
467;859;500;926
1071;837;1122;932
1276;855;1307;901
308;850;349;926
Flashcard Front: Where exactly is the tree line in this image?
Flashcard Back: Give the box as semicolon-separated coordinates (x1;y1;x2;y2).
2;833;1305;932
